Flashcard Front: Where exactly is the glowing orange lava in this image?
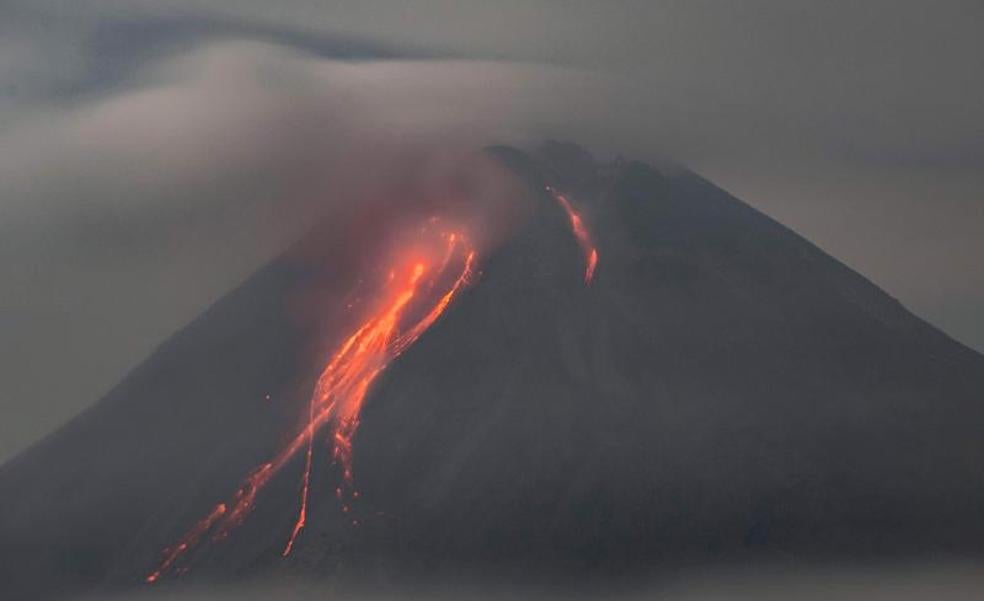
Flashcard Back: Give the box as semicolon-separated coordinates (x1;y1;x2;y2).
547;186;599;284
147;224;477;583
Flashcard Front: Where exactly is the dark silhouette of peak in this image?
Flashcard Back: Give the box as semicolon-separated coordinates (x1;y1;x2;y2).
535;140;598;189
3;144;984;599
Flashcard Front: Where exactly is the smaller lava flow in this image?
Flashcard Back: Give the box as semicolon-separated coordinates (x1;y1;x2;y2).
147;222;476;583
547;186;599;284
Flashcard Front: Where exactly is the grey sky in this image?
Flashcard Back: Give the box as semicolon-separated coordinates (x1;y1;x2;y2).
1;1;982;463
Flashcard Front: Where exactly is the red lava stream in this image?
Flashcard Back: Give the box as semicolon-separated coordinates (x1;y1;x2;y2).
148;191;599;583
147;223;476;583
547;186;598;284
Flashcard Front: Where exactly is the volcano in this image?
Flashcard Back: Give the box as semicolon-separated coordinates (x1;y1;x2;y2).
3;143;984;600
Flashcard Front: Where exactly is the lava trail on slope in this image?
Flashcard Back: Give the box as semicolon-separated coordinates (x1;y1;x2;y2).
547;186;598;284
147;221;477;583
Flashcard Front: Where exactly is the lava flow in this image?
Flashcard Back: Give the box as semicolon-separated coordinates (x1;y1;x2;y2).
147;223;477;583
547;186;598;284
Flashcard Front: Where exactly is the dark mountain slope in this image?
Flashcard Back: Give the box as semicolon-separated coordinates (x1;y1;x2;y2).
317;148;984;574
2;144;984;599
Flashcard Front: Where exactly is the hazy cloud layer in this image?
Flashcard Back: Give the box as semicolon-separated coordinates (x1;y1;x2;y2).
84;562;984;601
1;1;983;461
